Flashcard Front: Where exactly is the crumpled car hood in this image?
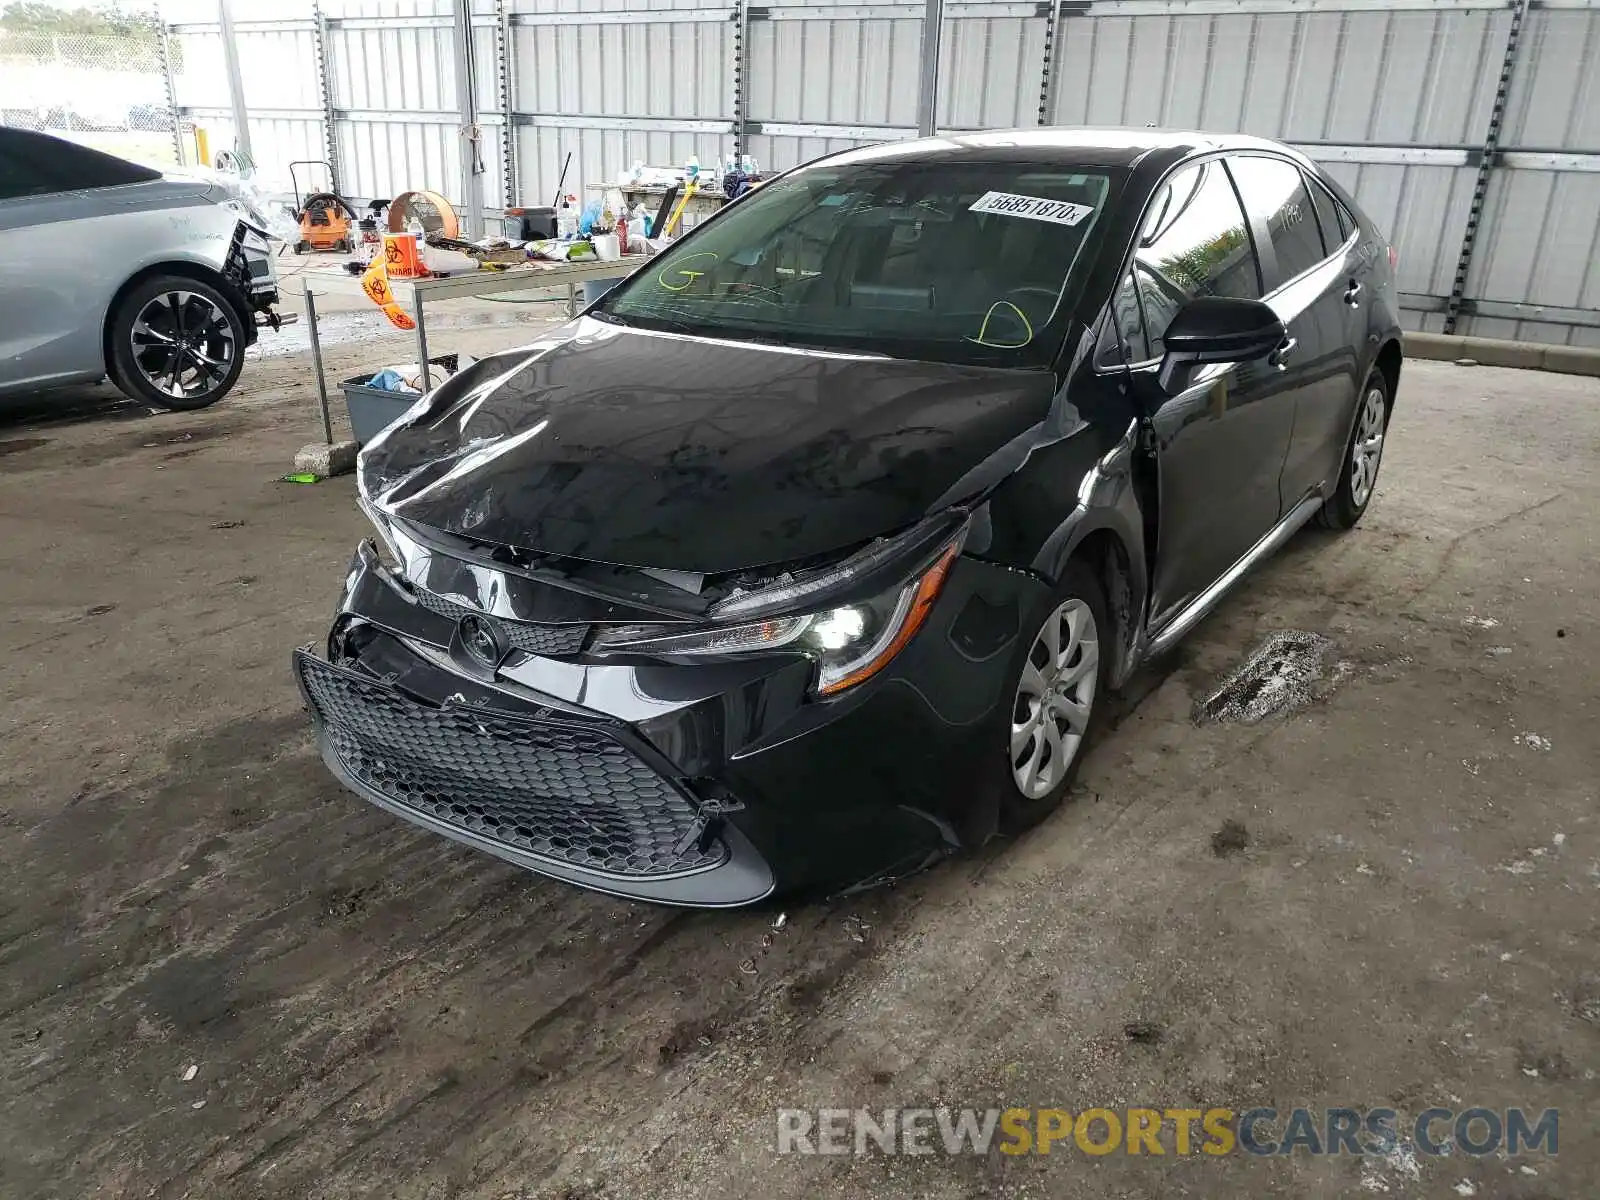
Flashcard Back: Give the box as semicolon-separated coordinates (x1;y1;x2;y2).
361;317;1058;574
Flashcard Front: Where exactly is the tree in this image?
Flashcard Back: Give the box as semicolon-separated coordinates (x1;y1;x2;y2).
0;3;158;40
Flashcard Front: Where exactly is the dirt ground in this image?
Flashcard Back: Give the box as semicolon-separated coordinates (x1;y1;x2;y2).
1;297;1596;1199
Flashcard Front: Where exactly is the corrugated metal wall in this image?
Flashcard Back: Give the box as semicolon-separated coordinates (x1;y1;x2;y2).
509;0;732;210
1463;3;1600;345
1044;4;1514;336
326;0;466;205
163;0;1600;345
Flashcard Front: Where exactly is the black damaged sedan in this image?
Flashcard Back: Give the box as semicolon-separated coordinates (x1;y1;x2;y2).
295;129;1402;906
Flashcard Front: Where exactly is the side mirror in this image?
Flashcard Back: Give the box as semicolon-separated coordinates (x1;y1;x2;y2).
1157;296;1287;394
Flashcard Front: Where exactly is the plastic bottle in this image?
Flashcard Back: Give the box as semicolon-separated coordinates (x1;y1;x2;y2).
557;194;577;239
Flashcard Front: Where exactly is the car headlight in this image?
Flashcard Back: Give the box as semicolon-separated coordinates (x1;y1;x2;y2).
223;196;272;232
591;534;963;697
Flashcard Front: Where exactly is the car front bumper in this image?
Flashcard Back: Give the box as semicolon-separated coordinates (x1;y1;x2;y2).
296;541;1048;906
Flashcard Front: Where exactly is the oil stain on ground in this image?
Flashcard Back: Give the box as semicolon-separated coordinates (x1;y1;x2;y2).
1197;631;1336;724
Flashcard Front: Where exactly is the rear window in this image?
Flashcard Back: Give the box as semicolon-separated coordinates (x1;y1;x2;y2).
1228;154;1329;285
1302;173;1346;254
0;127;161;201
1335;195;1357;240
600;159;1117;368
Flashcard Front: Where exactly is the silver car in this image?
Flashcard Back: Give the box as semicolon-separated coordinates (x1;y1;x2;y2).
0;126;279;411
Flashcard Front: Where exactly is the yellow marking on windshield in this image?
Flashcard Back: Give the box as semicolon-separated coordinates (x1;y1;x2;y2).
966;301;1033;349
657;251;720;292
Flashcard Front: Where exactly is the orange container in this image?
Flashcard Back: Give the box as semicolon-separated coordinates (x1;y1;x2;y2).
383;231;425;278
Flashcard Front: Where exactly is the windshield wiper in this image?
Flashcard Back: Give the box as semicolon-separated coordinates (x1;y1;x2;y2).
603;306;705;336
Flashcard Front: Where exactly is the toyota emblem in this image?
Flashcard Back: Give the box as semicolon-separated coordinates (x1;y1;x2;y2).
458;614;505;667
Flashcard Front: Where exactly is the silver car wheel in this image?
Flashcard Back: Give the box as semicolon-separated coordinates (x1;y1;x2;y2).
1010;598;1099;800
130;290;238;401
1349;385;1387;508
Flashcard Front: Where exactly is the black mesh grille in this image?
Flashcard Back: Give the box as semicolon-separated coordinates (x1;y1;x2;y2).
297;654;725;878
410;588;590;657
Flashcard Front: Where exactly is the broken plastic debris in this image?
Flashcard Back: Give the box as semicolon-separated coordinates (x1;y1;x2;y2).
772;913;787;930
738;958;757;975
181;1064;198;1082
191;1099;206;1109
280;472;321;484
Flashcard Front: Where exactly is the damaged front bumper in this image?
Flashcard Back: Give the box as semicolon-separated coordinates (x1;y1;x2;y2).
225;218;280;336
296;539;1049;905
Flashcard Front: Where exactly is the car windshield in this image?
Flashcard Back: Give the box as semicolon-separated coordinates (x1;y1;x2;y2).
598;159;1116;368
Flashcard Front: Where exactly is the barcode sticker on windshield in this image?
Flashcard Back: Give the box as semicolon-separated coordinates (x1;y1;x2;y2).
969;191;1095;226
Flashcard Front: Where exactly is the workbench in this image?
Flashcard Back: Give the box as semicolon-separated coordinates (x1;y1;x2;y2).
597;182;727;231
278;257;638;444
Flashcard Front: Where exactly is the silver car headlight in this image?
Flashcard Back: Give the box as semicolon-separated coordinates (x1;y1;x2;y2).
591;529;964;697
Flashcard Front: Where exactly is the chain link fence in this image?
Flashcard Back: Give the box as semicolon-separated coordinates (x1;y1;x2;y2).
0;31;179;164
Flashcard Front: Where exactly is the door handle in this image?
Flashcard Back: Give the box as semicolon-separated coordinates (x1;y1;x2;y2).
1267;337;1298;370
1344;281;1363;307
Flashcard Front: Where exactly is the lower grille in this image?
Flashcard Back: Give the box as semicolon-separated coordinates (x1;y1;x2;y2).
296;653;725;878
409;587;590;657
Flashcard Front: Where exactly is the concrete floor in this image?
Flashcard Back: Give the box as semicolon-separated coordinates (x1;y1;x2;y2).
1;319;1596;1199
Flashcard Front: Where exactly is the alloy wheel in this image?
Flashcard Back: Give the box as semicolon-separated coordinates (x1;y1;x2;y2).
1010;598;1099;800
1349;384;1387;508
129;291;238;402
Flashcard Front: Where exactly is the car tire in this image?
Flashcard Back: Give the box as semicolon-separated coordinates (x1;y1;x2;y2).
996;558;1110;834
1317;368;1390;531
107;274;248;412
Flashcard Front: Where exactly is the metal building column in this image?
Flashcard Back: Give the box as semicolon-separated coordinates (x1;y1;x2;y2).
452;0;486;238
215;0;252;164
915;0;945;138
155;7;185;166
732;1;751;159
312;0;342;195
495;0;518;207
1443;0;1531;335
1035;0;1064;126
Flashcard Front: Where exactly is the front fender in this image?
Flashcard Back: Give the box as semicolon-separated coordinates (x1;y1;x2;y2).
1028;419;1149;689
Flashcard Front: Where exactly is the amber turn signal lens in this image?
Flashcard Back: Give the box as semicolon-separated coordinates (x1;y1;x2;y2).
818;541;960;696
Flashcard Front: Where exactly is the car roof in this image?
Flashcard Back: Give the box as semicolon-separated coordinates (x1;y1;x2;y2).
818;127;1314;172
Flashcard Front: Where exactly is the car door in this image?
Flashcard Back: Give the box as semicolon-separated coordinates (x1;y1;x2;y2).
0;130;167;397
1226;154;1362;511
1303;171;1375;489
1117;158;1298;628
